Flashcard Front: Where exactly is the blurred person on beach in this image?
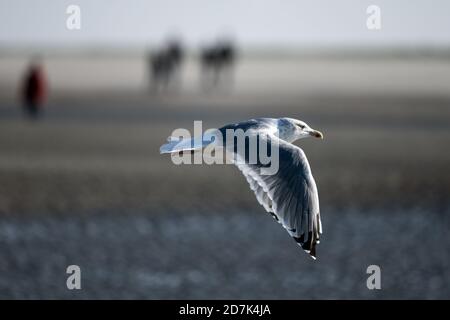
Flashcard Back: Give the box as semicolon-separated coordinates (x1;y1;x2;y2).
200;38;236;90
148;38;185;92
21;58;48;118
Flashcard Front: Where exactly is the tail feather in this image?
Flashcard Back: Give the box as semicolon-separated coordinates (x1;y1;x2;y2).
160;135;213;154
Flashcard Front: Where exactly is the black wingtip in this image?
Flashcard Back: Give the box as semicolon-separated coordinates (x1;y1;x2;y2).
309;246;317;260
294;232;318;260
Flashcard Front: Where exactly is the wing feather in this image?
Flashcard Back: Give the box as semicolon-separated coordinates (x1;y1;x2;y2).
234;136;322;259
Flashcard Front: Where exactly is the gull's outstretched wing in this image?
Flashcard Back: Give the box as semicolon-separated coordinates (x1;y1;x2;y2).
234;137;322;259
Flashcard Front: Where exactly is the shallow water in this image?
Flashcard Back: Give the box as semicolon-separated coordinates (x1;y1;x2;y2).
0;208;448;299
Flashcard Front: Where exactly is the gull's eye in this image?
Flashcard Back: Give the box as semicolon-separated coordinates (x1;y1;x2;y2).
297;124;305;129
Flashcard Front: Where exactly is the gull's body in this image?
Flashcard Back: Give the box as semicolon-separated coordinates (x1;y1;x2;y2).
160;117;323;259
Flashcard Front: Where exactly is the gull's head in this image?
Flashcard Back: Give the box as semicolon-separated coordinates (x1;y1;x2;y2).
279;118;324;142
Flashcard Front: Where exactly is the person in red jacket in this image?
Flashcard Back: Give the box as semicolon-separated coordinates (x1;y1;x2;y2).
22;59;47;118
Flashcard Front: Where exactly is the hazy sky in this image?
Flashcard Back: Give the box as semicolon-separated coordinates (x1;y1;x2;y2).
1;0;450;48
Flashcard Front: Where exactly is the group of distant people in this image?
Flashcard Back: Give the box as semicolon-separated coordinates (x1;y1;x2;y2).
149;39;236;92
18;39;236;118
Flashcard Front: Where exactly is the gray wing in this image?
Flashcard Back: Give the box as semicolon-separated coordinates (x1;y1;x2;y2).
235;137;322;259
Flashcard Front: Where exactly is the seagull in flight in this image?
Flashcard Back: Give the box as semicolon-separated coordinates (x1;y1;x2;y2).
160;118;324;259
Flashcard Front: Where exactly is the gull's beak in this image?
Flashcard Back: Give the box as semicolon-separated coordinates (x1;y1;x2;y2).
309;129;324;139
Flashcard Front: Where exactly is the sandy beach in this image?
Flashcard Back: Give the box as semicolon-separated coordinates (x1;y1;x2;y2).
0;53;449;298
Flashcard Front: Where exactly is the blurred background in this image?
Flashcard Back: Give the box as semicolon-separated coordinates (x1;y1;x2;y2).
1;0;450;299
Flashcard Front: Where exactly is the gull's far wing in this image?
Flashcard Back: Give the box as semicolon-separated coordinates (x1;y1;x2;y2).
234;137;322;259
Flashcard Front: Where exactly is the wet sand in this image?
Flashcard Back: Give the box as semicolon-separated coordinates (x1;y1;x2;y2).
1;208;449;299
